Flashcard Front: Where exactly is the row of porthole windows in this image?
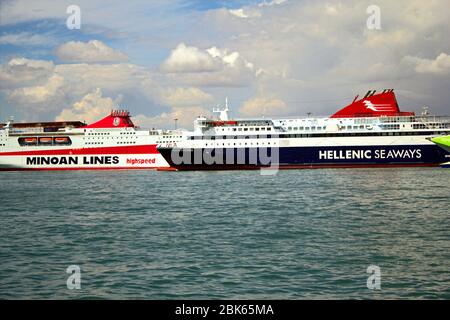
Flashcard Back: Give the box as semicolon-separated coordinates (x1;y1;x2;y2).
287;126;326;131
87;132;137;136
86;141;138;145
204;142;276;147
380;124;401;130
412;123;450;129
86;136;137;140
218;127;272;132
88;132;110;135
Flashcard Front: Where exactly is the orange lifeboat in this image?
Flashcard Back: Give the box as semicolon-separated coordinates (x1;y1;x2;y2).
39;137;53;144
54;137;69;144
24;137;37;144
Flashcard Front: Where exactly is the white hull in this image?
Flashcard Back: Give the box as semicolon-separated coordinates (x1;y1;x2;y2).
0;152;169;170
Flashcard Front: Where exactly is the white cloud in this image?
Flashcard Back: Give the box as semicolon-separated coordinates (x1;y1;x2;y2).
54;62;151;96
364;30;415;48
0;56;155;119
161;44;257;87
2;1;450;122
133;106;210;129
55;88;121;123
196;0;450;115
0;56;216;125
206;47;254;69
161;43;221;73
229;9;249;19
258;0;287;7
0;58;54;88
10;74;64;105
404;53;450;75
55;40;128;63
158;87;213;108
240;97;288;116
0;31;56;46
228;8;262;19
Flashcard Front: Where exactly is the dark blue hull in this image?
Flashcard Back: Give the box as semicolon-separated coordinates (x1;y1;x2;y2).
158;144;450;170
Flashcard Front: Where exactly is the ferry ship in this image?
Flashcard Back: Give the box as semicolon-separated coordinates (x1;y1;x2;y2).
157;90;450;170
0;110;182;171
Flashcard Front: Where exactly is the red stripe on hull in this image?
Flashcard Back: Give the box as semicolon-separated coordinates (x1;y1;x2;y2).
156;167;178;171
0;145;158;156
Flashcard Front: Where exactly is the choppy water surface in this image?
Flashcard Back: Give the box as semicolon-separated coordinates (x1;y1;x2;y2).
0;168;449;299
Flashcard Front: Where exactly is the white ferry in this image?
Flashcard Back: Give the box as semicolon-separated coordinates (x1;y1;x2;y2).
0;110;183;171
157;90;450;170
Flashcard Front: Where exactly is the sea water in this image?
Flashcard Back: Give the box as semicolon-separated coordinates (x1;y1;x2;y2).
0;168;449;299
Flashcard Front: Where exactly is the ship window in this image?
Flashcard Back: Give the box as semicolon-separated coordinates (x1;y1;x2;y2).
19;136;72;147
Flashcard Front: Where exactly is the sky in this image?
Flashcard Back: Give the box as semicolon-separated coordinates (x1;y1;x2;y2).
0;0;449;129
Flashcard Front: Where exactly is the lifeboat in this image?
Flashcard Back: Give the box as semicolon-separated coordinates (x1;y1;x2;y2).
39;137;53;144
24;137;37;144
54;137;69;144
